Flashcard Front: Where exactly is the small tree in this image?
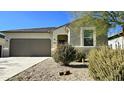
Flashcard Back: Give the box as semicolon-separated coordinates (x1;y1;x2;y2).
53;45;76;66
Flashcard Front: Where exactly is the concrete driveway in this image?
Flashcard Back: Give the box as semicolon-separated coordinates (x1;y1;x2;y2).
0;57;49;81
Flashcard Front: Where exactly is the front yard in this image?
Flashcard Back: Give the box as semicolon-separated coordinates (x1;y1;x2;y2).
7;58;93;81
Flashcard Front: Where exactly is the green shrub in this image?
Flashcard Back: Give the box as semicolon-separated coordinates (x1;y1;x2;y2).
88;46;124;81
76;50;86;62
53;45;76;66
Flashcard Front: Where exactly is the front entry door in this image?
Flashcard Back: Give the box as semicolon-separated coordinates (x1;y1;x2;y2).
57;35;68;45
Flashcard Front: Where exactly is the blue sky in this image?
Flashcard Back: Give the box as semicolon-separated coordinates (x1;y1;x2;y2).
108;25;122;37
0;11;72;31
0;11;121;36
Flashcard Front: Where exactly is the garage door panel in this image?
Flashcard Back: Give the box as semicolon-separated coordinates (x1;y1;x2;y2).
10;39;51;57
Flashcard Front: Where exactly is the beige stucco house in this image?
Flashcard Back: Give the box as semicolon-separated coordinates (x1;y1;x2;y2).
0;21;108;57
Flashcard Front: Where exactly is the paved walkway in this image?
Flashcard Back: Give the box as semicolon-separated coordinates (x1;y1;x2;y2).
0;57;49;81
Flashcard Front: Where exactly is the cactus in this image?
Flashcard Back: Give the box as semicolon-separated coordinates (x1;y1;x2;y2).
88;46;124;81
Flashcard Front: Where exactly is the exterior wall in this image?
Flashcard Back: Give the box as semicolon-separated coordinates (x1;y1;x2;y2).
70;26;107;47
52;26;100;54
0;38;5;57
108;36;124;49
70;28;80;46
96;33;108;46
2;32;52;57
69;16;108;48
0;38;5;45
52;26;68;51
70;27;97;53
69;26;108;54
70;27;96;47
52;26;105;54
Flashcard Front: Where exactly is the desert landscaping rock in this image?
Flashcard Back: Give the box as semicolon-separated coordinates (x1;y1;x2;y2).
7;58;93;81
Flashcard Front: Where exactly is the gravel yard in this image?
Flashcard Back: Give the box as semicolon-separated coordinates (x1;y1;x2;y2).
7;58;93;81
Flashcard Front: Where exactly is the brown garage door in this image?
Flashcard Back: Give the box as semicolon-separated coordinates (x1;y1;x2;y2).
10;39;51;57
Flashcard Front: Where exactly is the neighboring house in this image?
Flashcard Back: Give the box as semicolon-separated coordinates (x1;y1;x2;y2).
0;21;108;57
0;33;5;57
108;31;124;49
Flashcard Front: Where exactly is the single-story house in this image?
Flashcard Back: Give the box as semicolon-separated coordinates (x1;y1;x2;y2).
0;19;108;57
108;31;124;49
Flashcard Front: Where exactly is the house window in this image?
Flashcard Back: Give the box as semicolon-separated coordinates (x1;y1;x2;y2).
83;30;94;46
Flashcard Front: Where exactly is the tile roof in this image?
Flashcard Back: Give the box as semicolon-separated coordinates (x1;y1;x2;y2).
0;27;57;33
0;23;70;33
